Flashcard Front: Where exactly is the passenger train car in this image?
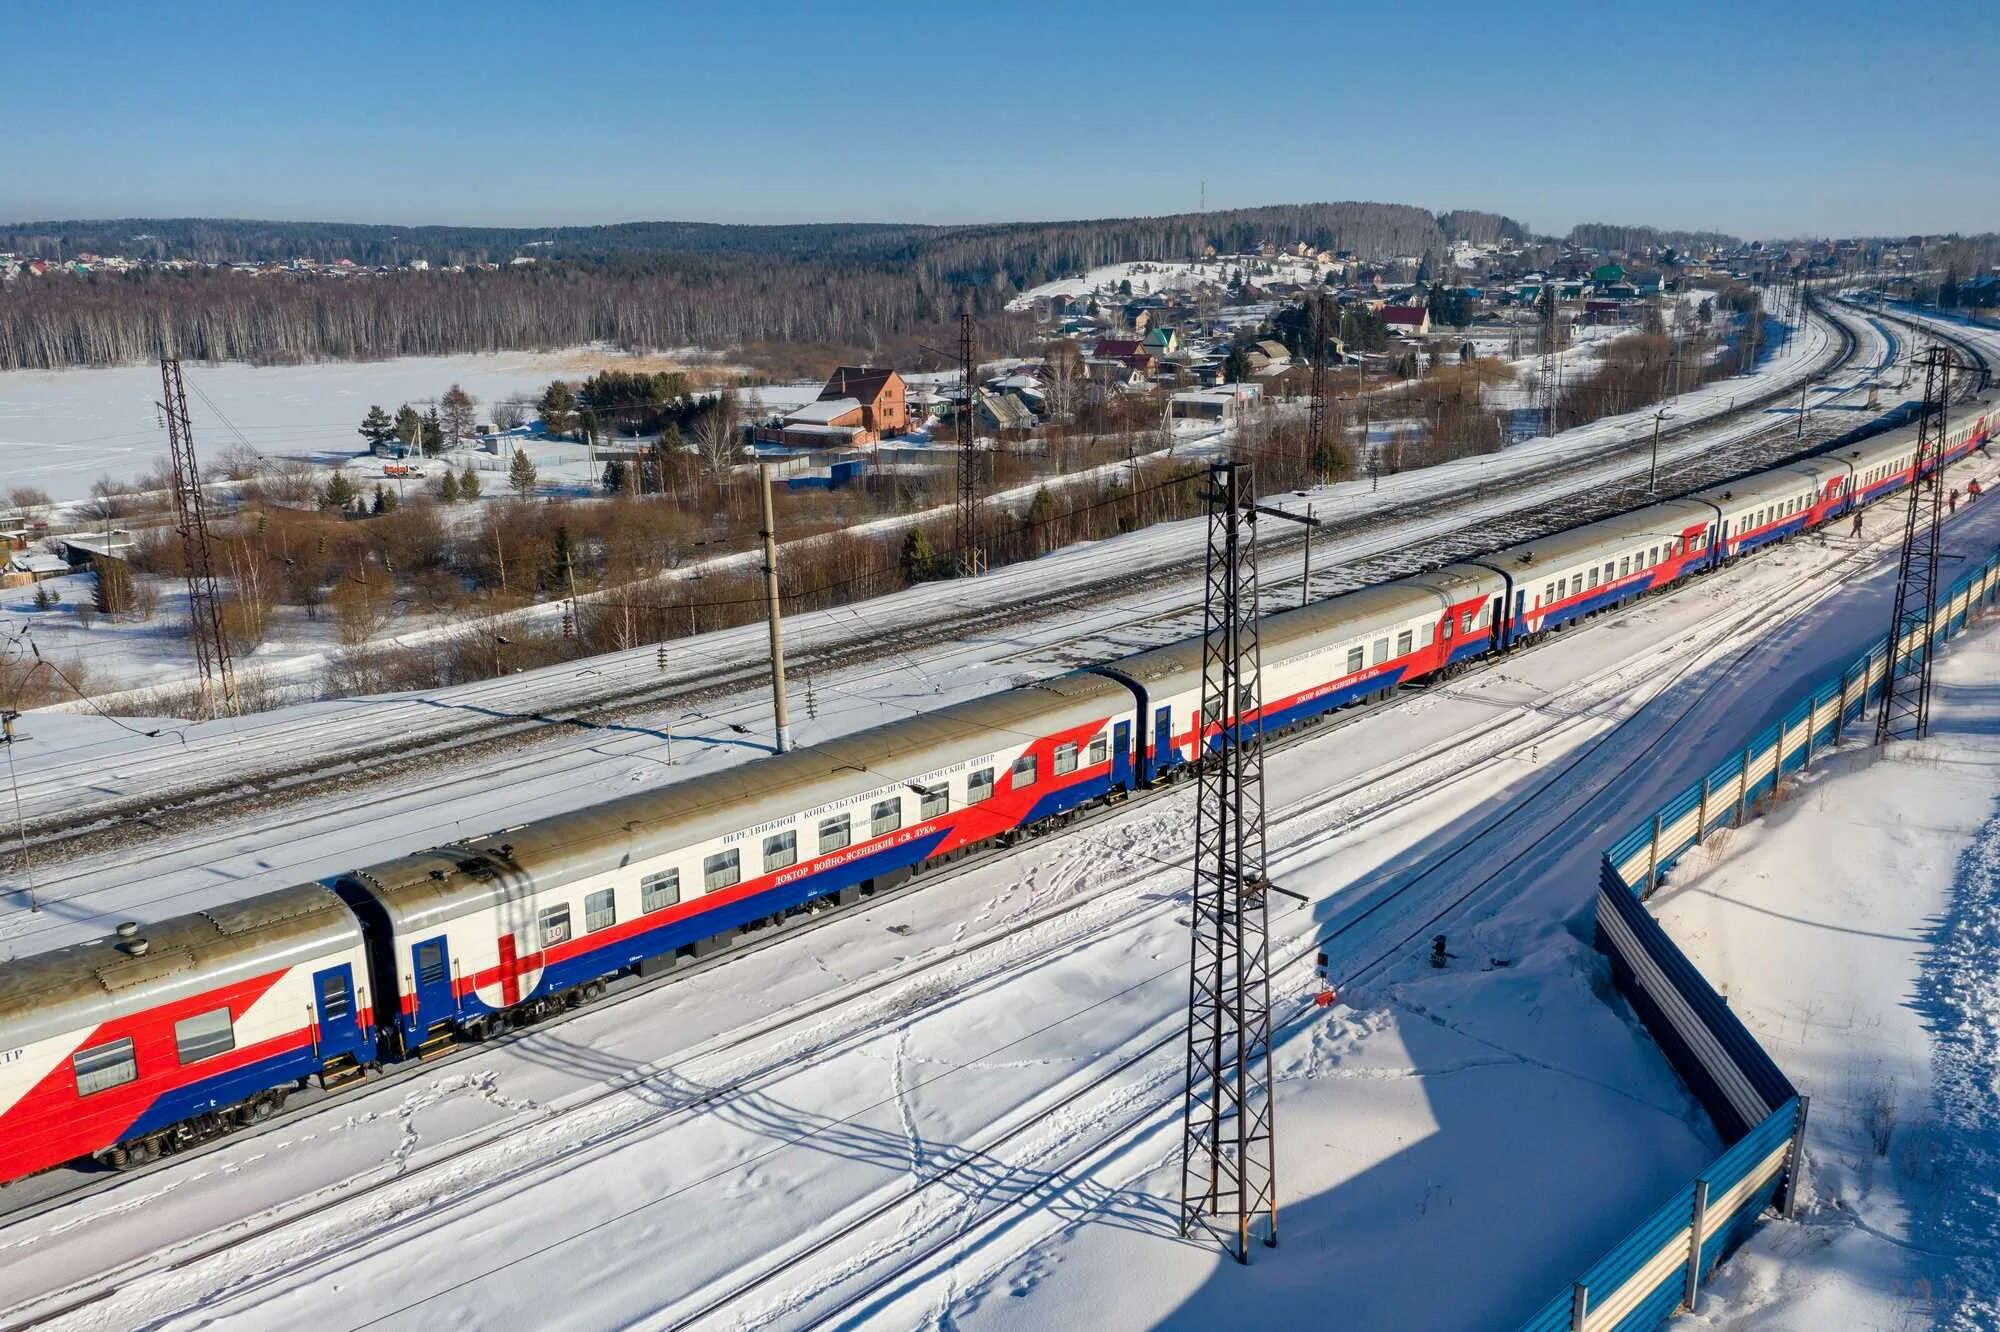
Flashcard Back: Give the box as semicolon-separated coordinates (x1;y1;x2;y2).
0;402;1989;1186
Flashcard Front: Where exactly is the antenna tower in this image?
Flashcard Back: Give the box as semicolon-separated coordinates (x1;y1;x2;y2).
160;357;238;718
1875;346;1955;744
1180;459;1279;1263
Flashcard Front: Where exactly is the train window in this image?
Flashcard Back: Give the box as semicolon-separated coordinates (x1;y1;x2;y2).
919;785;949;819
73;1037;137;1096
1371;637;1389;665
1440;615;1452;641
318;971;352;1022
641;869;681;913
1236;682;1255;713
1619;558;1630;578
1054;742;1078;776
1421;622;1435;646
539;903;572;947
585;888;617;933
1649;546;1659;565
871;798;903;837
1396;630;1413;656
417;941;447;986
1088;735;1108;765
1476;603;1490;627
818;814;852;853
1556;578;1567;599
1544;582;1554;603
1346;646;1363;674
968;767;995;803
704;850;741;891
1201;694;1222;725
174;1008;236;1066
763;831;797;871
1011;754;1038;788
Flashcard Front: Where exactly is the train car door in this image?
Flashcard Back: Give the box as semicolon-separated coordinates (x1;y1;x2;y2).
313;963;366;1060
1153;705;1174;776
410;935;455;1034
1112;720;1133;789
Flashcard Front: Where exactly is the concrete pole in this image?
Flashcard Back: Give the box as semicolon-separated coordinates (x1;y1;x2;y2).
759;463;793;753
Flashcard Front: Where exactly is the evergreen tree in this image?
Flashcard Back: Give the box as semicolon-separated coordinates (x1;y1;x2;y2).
1224;346;1252;383
459;465;481;499
1117;278;1133;297
546;522;575;592
900;526;936;583
421;407;445;454
538;381;580;437
440;383;477;444
602;459;628;495
358;404;396;452
31;581;55;611
393;404;424;452
438;469;461;502
319;471;358;511
508;447;538;497
371;483;398;514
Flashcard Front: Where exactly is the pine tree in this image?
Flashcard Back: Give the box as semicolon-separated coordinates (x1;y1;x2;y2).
359;404;396;453
440;384;477;444
371;483;398;514
421;407;445;455
393;404;423;453
1224;346;1252;382
31;581;55;611
900;526;936;583
538;381;579;437
438;469;461;502
459;466;481;500
602;459;628;495
320;470;357;511
508;447;538;497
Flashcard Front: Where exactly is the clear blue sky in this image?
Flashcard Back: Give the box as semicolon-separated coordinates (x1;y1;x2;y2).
4;0;1992;239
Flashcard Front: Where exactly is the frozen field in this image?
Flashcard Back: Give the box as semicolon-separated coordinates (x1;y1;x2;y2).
0;349;821;503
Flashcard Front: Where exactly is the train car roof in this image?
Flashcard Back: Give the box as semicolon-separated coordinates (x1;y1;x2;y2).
1483;499;1716;575
0;883;361;1049
341;671;1130;933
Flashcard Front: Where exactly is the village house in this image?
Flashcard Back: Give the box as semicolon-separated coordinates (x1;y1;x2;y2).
760;366;908;448
1382;305;1432;336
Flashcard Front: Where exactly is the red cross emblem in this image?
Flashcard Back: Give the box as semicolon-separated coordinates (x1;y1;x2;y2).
493;933;543;1007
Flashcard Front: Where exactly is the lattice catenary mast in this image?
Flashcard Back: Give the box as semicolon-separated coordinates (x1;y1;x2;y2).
1304;293;1331;484
1180;459;1279;1263
955;310;986;578
160;357;238;718
1875;345;1955;744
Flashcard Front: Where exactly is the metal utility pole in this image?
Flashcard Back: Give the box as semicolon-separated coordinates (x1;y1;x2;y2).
954;310;986;578
1539;284;1559;436
1304;293;1331;484
159;357;238;718
1648;409;1671;493
1181;459;1280;1264
758;463;793;753
1875;346;1955;745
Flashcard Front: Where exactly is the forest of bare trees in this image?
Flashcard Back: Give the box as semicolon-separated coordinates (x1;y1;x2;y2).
0;201;1535;370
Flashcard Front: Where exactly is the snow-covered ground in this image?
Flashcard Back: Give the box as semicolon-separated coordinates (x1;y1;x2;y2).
1651;618;2000;1331
0;348;823;504
1006;256;1326;312
3;293;1863;710
8;413;2000;1330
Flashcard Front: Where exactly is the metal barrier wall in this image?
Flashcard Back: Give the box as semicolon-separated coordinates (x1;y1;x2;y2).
1516;543;2000;1331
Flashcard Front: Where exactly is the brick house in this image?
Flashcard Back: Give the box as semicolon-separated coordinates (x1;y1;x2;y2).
817;366;907;436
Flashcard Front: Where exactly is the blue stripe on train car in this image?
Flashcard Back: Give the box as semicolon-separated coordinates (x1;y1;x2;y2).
125;1043;327;1138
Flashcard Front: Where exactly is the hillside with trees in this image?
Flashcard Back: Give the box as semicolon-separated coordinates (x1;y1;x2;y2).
0;200;1531;370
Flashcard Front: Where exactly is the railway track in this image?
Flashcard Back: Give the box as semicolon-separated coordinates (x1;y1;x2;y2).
6;298;1869;880
10;447;1963;1331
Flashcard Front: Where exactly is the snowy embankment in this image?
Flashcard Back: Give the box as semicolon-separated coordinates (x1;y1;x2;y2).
1649;616;2000;1330
10;440;2000;1330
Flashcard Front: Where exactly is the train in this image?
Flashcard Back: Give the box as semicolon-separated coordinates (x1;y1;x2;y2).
1;402;1990;1187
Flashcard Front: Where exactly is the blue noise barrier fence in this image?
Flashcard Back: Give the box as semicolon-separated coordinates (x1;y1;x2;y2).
1516;543;2000;1331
